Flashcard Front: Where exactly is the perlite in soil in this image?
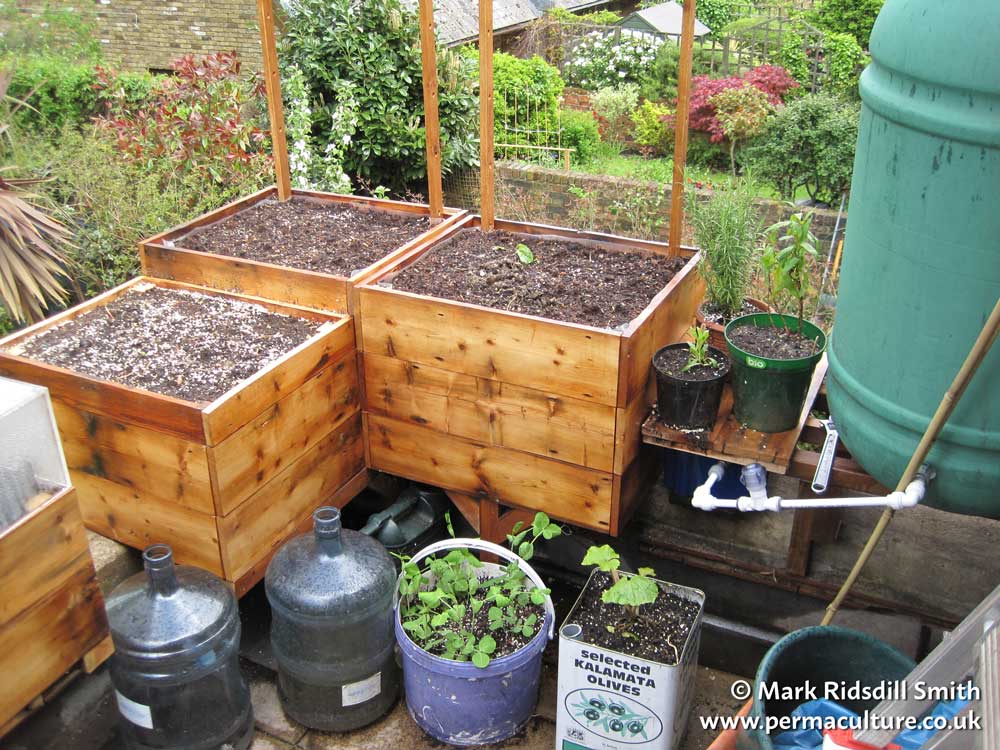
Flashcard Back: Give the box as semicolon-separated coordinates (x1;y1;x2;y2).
556;547;704;750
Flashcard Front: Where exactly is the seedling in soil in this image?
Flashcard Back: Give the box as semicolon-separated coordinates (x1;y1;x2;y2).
762;209;819;335
515;243;535;265
683;324;719;372
582;545;661;641
397;512;562;668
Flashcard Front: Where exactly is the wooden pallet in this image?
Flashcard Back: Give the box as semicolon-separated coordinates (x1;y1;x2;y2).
641;355;829;474
0;277;367;596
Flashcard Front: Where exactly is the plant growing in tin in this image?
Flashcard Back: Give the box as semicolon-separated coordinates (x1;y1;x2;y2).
397;512;562;667
582;544;659;634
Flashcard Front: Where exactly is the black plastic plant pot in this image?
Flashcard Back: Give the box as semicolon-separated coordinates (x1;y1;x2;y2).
724;313;827;433
652;343;730;429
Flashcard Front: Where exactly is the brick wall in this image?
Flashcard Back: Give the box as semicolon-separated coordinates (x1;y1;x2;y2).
447;163;847;248
11;1;263;72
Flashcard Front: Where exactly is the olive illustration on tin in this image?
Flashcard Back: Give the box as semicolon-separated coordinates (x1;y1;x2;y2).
568;689;660;743
584;708;600;721
609;719;624;732
628;720;645;734
589;698;607;711
609;702;626;716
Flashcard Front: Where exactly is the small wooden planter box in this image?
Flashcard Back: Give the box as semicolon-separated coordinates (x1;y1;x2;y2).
1;486;111;734
0;277;366;596
139;186;467;316
358;216;704;534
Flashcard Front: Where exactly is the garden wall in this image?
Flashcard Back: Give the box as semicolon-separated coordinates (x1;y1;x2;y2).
449;163;847;247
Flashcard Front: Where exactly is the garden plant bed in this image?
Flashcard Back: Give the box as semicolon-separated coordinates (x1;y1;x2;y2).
566;571;700;664
389;229;686;329
359;216;705;535
140;186;465;315
0;277;366;595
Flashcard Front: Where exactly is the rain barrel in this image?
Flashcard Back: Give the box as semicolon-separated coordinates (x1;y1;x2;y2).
265;506;399;731
826;0;1000;517
105;544;254;750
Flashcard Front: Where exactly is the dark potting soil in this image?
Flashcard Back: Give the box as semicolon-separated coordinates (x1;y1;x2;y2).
388;230;686;329
179;198;430;277
699;299;763;327
419;577;547;662
566;571;700;665
729;323;820;360
15;285;319;403
653;345;728;382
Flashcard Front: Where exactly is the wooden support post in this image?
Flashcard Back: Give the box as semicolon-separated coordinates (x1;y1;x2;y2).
667;0;696;254
418;0;444;218
479;0;495;231
257;0;292;201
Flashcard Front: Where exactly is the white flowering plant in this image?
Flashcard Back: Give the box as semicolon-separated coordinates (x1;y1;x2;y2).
564;31;662;91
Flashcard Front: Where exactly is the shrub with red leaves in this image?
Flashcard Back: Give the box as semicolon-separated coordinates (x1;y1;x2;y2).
95;52;271;187
689;65;798;143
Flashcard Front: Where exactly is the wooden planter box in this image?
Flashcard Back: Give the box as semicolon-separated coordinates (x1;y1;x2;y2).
0;277;366;596
139;186;466;316
358;216;704;535
1;486;111;734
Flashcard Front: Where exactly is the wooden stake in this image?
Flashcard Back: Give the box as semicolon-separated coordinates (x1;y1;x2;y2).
668;0;697;255
479;0;495;231
821;296;1000;626
257;0;292;201
418;0;444;218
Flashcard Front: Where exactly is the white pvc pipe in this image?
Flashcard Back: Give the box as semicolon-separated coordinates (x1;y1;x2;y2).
691;463;928;512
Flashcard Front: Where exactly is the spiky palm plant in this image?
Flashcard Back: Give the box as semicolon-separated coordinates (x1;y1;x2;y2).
0;68;72;324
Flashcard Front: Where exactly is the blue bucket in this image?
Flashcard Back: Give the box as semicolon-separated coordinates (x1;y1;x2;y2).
394;538;555;746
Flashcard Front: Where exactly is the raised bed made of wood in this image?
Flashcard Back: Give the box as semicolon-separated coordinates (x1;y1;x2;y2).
0;277;366;596
358;216;705;535
139;186;466;316
0;485;111;734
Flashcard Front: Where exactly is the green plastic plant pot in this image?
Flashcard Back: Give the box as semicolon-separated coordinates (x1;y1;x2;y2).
724;313;827;433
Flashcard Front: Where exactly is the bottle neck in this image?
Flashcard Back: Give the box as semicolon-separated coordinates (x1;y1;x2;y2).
313;507;343;557
144;544;179;596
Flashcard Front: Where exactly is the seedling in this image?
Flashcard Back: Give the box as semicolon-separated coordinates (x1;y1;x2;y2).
398;512;562;668
515;242;535;265
582;544;660;623
682;324;719;372
762;210;819;335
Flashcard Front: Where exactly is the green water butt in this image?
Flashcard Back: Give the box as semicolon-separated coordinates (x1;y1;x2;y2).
826;0;1000;517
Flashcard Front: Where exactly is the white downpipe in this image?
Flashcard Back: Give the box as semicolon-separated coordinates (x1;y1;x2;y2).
691;462;930;512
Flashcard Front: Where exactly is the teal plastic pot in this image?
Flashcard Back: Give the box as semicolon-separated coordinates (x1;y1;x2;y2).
725;314;827;433
739;626;916;750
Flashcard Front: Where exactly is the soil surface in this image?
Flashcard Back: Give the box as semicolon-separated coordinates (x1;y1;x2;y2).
388;230;686;329
566;571;701;665
653;345;729;382
179;197;430;277
698;299;764;327
16;286;319;402
729;323;820;360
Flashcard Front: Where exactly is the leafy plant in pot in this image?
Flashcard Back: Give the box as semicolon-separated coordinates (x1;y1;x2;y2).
652;324;730;429
395;512;562;746
724;209;828;432
554;545;705;750
689;178;769;351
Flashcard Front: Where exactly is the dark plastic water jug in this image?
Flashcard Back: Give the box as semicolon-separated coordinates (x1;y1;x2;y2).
265;507;399;731
105;544;254;750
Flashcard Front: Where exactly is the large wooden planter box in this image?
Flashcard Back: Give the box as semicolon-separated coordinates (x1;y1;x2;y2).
0;277;366;596
139;186;467;315
358;216;704;534
1;486;110;733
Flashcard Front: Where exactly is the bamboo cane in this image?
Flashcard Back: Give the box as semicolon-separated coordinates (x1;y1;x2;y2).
667;0;697;255
821;296;1000;625
479;0;495;231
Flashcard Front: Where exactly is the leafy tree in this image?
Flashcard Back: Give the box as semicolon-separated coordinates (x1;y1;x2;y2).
689;65;797;143
696;0;740;40
709;84;772;174
631;100;672;157
825;32;866;98
745;93;859;204
280;0;477;191
491;53;564;146
638;40;680;103
814;0;884;48
558;109;601;163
